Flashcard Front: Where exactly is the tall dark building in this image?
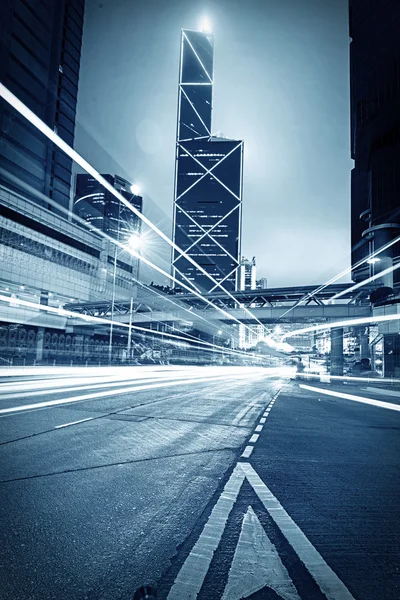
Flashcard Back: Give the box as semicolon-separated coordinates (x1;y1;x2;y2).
0;0;85;212
74;174;143;241
349;0;400;288
172;28;244;293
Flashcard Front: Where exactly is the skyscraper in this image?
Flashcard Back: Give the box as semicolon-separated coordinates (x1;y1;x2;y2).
349;0;400;288
239;256;257;291
172;27;244;293
74;174;143;241
0;0;85;212
74;174;143;282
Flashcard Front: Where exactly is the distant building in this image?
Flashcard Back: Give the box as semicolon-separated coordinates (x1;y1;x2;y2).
256;277;268;290
239;256;256;291
172;28;244;293
349;0;400;288
74;174;143;241
74;174;143;281
0;0;85;212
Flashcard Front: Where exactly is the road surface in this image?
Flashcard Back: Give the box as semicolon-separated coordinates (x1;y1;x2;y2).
0;367;399;599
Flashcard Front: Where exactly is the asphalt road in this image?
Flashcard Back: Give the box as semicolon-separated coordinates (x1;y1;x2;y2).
0;366;281;600
1;368;399;600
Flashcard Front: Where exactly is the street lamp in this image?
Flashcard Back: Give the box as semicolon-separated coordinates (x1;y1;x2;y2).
128;233;142;251
108;185;142;365
212;329;222;362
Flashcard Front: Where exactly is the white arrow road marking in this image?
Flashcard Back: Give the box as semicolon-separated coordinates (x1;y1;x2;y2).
222;506;301;600
167;462;356;599
241;463;356;600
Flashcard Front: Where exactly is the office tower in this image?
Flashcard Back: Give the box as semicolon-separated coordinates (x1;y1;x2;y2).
256;277;268;290
349;0;400;288
74;174;143;241
172;27;244;293
239;256;257;291
0;0;85;211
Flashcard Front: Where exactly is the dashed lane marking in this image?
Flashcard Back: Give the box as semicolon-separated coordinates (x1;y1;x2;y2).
55;417;94;429
249;434;259;443
255;424;263;432
260;417;266;424
241;445;254;459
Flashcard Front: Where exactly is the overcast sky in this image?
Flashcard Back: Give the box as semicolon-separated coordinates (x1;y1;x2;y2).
75;0;352;288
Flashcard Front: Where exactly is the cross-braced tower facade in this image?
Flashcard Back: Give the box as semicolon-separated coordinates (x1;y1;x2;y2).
172;29;244;293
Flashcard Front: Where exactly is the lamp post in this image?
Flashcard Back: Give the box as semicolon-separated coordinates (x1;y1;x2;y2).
108;185;142;365
108;198;121;365
212;329;222;362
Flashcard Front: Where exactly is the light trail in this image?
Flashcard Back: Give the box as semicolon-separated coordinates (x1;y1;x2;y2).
281;313;400;340
297;373;400;385
0;293;267;362
0;166;243;344
273;233;400;322
0;367;269;415
0;83;267;335
328;261;400;302
0;172;256;346
299;384;400;412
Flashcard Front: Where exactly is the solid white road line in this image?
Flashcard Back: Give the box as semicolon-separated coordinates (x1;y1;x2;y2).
167;463;245;600
168;462;355;600
240;463;356;600
55;417;94;429
299;384;400;412
241;445;254;458
249;434;259;443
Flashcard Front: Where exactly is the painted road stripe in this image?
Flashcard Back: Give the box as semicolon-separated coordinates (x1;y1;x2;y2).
260;417;266;424
241;463;356;600
222;506;301;600
168;462;355;600
0;373;262;416
55;417;94;429
255;425;263;432
167;464;245;599
241;445;254;458
249;434;259;443
300;384;400;412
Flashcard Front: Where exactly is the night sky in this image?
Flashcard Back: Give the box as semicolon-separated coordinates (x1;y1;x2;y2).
74;0;352;288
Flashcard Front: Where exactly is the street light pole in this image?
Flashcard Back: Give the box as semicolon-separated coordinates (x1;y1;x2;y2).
108;198;121;365
127;296;133;361
108;185;142;366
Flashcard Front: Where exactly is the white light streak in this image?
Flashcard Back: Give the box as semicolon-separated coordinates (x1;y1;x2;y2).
299;384;400;412
328;262;400;302
282;313;400;340
0;368;267;415
0;83;263;340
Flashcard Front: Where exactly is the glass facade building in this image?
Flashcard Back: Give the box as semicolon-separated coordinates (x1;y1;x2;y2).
0;0;85;213
74;174;143;242
349;0;400;288
172;29;243;293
